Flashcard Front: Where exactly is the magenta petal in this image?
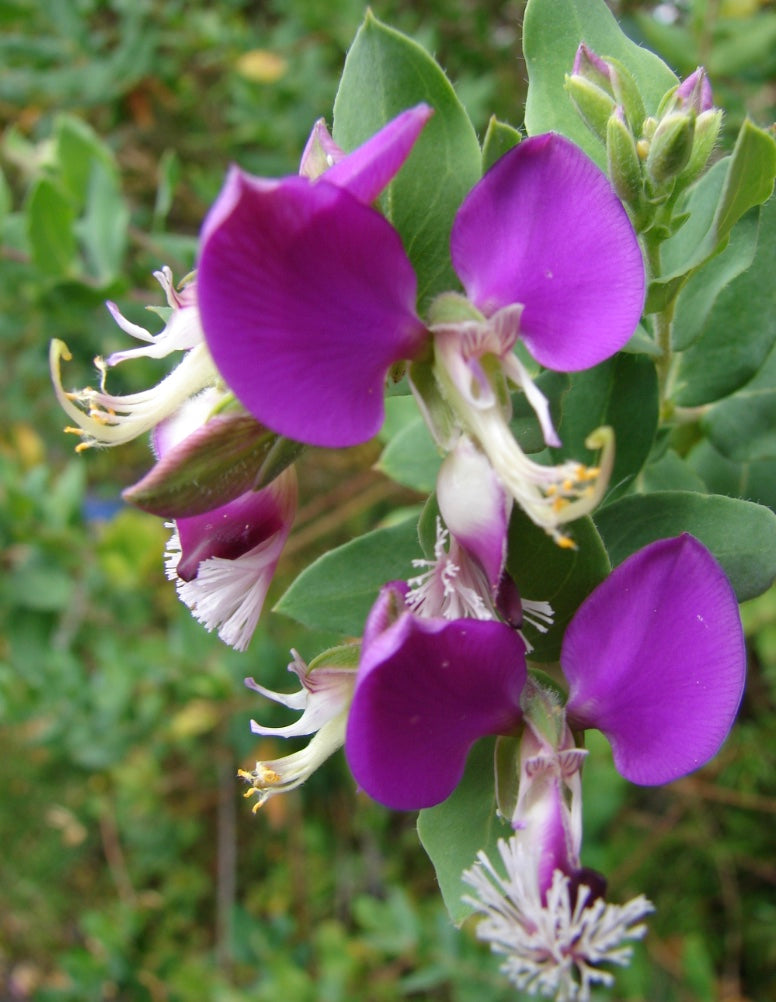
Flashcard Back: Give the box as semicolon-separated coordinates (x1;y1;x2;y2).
563;535;746;785
198;169;426;447
325;103;433;204
450;134;645;371
346;584;526;810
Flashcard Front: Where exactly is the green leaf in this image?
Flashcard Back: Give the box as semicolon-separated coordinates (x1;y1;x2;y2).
417;737;511;925
637;449;706;493
671;206;760;352
79;159;129;284
652;121;776;305
594;491;776;600
713;121;776;247
506;509;610;661
551;352;659;504
55;114;116;211
333;12;481;308
703;341;776;463
376;416;441;492
25;177;77;278
523;0;677;164
673;193;776;405
274;516;421;634
687;440;776;512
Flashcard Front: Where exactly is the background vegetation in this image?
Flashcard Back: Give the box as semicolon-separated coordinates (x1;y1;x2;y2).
1;1;775;999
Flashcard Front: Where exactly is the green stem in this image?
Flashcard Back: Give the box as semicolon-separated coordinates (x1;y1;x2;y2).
644;234;678;410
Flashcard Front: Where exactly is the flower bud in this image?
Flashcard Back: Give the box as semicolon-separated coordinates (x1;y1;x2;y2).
645;110;695;185
566;46;645;141
674;67;714;115
606;107;643;206
564;71;616;143
680;108;723;183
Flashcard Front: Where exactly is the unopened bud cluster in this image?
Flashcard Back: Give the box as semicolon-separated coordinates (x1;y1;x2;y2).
566;46;722;234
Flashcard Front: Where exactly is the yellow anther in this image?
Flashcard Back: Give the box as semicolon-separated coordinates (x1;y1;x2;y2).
552;496;569;513
74;442;91;453
64;426;85;436
556;534;577;550
251;800;264;814
243;787;257;799
585;466;600;480
545;484;557;496
562;478;574;493
237;768;253;781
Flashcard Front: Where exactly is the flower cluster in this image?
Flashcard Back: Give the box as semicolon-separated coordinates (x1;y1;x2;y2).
52;44;750;1000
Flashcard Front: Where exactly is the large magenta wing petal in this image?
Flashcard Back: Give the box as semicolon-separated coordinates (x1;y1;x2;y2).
450;134;645;372
198;169;426;448
346;584;526;810
563;535;746;785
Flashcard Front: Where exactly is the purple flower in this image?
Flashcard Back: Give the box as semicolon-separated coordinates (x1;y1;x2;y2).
345;581;527;810
197;106;433;448
449;133;644;372
158;392;297;651
197;122;644;453
345;534;744;812
562;534;746;785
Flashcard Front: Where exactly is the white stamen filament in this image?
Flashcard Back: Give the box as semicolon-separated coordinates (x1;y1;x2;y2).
462;836;654;1002
51;340;218;449
238;712;347;812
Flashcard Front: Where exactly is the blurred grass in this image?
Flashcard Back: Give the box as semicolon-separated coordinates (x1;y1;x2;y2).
1;1;775;999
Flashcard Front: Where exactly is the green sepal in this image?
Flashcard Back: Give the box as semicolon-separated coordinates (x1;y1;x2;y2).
481;116;522;173
253;435;306;491
308;643;361;671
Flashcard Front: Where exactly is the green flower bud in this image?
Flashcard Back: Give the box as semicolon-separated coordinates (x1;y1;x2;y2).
646;111;695;185
680;109;723;184
564;72;616;143
605;57;646;135
607;108;643;206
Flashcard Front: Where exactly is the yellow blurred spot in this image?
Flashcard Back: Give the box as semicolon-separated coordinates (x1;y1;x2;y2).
721;0;760;15
235;49;288;84
168;698;221;740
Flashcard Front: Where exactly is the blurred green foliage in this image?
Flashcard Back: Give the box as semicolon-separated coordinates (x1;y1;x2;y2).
1;0;775;999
